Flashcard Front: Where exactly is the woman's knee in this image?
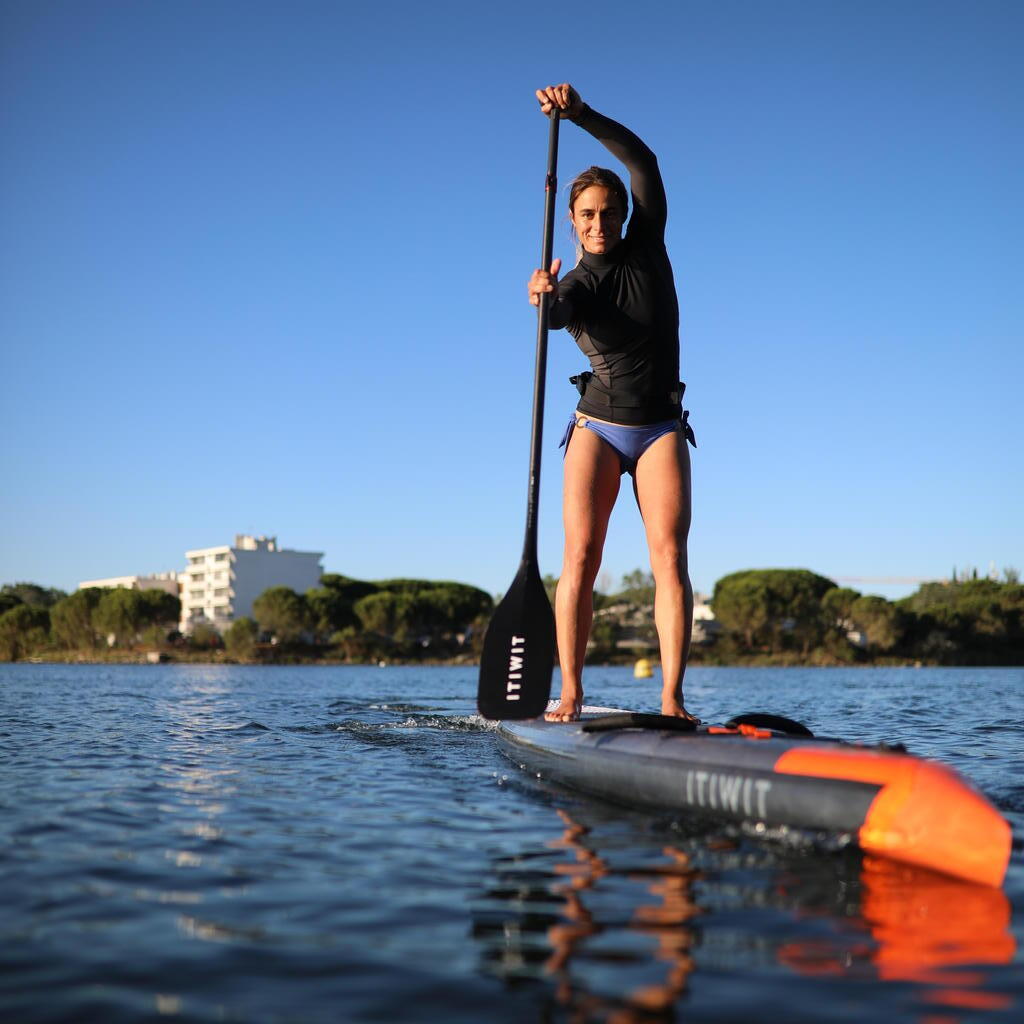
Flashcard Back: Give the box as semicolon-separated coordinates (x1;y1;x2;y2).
561;538;604;585
648;537;687;582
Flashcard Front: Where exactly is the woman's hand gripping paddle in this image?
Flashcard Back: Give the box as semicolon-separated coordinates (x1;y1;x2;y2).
477;110;561;720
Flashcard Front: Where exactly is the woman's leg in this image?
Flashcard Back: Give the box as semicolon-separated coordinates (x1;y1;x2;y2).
547;425;622;722
633;429;695;720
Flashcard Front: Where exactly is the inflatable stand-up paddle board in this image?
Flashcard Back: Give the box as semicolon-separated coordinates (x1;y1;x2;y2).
497;708;1011;887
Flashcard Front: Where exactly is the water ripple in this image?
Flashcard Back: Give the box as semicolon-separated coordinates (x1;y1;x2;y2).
0;663;1020;1023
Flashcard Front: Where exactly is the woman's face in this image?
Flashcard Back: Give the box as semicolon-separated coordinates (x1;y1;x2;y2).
571;185;624;254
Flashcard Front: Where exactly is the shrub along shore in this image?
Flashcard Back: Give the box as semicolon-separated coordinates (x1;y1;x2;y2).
1;568;1021;667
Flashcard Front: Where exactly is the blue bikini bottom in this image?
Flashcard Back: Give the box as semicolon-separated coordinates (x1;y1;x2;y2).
559;414;680;475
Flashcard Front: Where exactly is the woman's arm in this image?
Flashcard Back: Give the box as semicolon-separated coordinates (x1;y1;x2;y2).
536;83;667;235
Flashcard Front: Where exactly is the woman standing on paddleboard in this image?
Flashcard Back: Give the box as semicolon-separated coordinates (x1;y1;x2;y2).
528;83;697;724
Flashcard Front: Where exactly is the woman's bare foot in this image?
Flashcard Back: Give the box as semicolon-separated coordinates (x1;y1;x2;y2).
545;694;583;722
661;695;700;724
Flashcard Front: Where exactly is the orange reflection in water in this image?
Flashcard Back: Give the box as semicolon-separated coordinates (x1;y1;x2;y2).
780;855;1015;1015
865;856;1014;1014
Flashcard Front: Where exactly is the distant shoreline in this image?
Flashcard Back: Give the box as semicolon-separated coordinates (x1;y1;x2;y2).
5;572;1020;667
13;650;997;669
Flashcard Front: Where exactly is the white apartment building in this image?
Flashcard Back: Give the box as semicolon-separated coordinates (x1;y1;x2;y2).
693;593;716;623
78;572;180;596
180;534;323;634
692;592;722;645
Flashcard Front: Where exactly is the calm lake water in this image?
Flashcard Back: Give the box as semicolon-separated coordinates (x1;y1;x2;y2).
1;663;1022;1023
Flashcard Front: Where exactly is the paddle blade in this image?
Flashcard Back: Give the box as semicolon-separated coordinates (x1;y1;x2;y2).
477;562;555;720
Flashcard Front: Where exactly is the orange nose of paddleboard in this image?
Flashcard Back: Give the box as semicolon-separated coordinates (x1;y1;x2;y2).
775;748;1011;887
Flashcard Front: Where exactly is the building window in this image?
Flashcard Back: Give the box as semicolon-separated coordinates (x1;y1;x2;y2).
215;553;227;561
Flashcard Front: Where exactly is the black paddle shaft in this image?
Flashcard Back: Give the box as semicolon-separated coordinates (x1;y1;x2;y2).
523;109;561;558
477;110;561;721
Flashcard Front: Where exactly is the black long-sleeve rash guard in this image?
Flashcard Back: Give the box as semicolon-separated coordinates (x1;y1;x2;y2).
548;105;681;426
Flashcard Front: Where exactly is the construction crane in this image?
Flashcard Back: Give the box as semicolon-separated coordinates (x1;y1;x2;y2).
834;576;942;585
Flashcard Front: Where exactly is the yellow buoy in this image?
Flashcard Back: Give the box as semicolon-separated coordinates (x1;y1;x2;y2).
633;658;653;679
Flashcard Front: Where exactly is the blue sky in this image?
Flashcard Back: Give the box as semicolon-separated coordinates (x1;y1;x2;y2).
1;0;1020;602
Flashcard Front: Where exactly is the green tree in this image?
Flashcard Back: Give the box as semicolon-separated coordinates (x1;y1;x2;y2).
619;569;655;605
712;573;774;649
0;604;50;660
319;574;379;600
138;589;181;632
589;615;622;656
901;580;965;617
414;583;492;628
351;581;492;645
253;586;310;643
898;578;1024;662
313;574;380;634
0;582;66;608
310;575;493;647
774;571;835;654
50;588;103;649
850;595;903;652
353;590;416;639
306;586;355;639
224;617;258;659
713;569;834;654
190;623;222;649
95;588;148;647
821;587;861;627
331;625;388;662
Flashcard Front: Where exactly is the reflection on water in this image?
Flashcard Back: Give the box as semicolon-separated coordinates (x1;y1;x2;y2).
476;803;1016;1021
862;857;1014;1013
475;806;705;1020
156;674;241;890
1;663;1020;1023
540;810;699;1019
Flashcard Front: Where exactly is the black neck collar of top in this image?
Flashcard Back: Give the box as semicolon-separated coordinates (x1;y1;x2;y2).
580;241;625;268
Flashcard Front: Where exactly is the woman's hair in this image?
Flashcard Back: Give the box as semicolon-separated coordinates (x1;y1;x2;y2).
568;166;629;218
567;166;629;260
